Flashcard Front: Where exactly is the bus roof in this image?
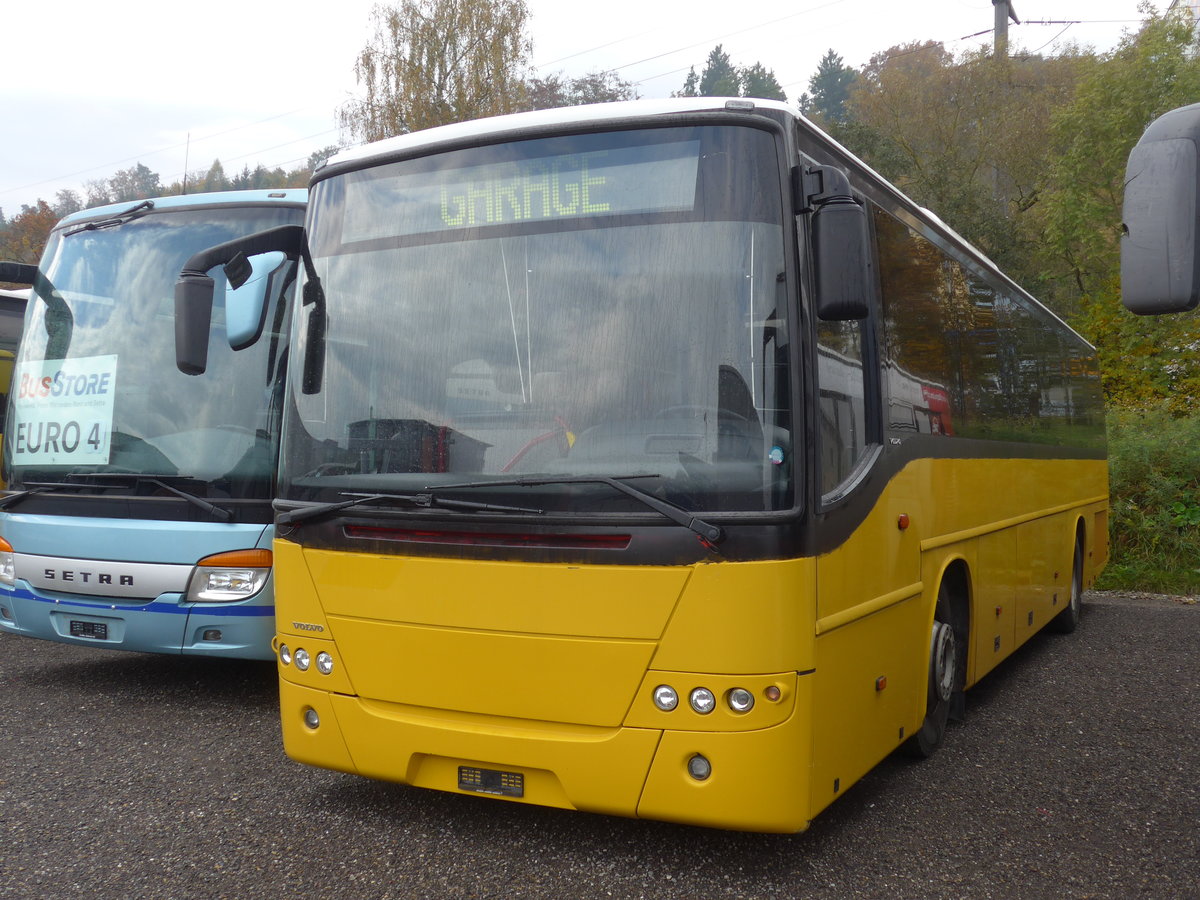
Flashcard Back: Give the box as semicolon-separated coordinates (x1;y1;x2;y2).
54;188;308;231
325;98;796;172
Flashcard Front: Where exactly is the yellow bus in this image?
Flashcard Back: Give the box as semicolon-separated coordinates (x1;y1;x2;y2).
178;98;1108;832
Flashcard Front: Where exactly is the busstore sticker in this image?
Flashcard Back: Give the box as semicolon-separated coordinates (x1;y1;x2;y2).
11;355;118;466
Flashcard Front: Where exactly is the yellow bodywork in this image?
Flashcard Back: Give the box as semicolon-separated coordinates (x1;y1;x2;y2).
275;455;1107;832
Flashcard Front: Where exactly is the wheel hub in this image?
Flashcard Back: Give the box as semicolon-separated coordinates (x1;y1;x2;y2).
931;621;956;702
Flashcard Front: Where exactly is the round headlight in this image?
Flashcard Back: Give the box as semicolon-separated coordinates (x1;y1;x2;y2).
294;648;311;671
278;644;292;666
316;652;334;675
689;687;716;715
728;688;755;713
303;707;320;729
653;685;678;711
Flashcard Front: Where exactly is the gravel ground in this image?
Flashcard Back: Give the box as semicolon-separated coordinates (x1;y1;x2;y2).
0;590;1196;900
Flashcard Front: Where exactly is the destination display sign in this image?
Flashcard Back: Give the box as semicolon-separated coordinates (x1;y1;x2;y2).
10;354;117;466
343;139;702;243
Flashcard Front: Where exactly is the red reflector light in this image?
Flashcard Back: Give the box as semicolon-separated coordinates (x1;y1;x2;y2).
344;525;630;550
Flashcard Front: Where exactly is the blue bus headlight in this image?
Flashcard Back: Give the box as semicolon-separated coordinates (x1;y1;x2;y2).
186;549;271;602
0;537;14;587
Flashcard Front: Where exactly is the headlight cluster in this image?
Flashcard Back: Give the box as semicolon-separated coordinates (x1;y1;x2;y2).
186;549;271;603
278;644;334;676
0;537;15;587
653;683;757;715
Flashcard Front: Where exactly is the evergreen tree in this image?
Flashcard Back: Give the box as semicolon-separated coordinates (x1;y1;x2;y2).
803;50;857;123
698;45;741;97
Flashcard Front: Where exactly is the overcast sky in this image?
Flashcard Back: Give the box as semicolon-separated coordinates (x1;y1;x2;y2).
1;0;1149;216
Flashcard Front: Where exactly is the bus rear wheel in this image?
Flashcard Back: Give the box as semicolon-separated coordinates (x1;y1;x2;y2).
1050;532;1085;634
904;584;958;758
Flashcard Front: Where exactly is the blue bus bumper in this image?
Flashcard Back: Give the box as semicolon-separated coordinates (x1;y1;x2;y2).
0;585;275;660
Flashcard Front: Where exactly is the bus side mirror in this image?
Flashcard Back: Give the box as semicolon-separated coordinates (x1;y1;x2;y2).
1121;102;1200;315
174;224;306;375
804;165;871;321
226;250;287;350
0;261;37;285
175;273;215;375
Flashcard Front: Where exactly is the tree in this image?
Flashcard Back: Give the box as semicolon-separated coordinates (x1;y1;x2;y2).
675;45;786;101
845;41;1086;288
307;146;342;173
338;0;533;142
740;63;786;101
800;50;857;124
522;70;637;111
1038;8;1200;411
53;189;83;218
0;201;57;265
108;163;162;202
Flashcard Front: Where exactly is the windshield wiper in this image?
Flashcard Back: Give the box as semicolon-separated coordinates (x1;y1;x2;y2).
60;473;232;522
0;480;129;511
0;486;54;511
63;200;154;237
275;490;545;527
434;475;725;548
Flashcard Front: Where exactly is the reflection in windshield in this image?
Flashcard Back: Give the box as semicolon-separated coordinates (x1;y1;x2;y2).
6;206;302;497
285;127;793;514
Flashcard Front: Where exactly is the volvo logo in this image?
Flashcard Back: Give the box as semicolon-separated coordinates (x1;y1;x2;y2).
291;621;325;632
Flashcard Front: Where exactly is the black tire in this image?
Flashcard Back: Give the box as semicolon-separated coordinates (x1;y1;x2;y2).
903;583;960;758
1050;533;1085;634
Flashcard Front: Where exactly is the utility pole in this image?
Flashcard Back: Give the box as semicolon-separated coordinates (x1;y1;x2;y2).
993;0;1021;57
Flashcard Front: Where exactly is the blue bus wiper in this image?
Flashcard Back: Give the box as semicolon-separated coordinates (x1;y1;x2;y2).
0;486;53;510
434;475;725;548
275;490;545;527
0;481;124;510
62;200;154;237
60;472;232;522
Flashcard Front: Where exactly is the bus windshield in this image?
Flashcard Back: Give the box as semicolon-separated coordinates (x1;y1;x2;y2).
284;124;793;513
6;205;299;497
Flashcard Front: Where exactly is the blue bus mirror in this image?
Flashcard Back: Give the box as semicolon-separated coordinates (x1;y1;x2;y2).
175;273;215;375
225;250;286;350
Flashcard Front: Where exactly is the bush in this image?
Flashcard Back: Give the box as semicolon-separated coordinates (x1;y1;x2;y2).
1101;406;1200;594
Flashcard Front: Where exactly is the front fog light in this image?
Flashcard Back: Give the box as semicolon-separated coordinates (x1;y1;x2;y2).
728;688;755;712
689;687;716;715
303;707;320;729
294;648;311;671
316;652;334;675
653;685;678;711
687;754;712;781
279;644;292;665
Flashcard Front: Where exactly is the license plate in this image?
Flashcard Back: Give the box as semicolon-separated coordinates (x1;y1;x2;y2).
458;766;524;798
69;620;108;640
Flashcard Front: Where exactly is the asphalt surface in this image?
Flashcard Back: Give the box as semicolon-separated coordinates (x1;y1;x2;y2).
1;591;1196;900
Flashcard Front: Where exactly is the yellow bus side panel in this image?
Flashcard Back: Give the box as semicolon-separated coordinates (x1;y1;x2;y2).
809;593;927;816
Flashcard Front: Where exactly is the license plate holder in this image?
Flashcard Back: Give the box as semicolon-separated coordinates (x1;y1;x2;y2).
458;766;524;798
69;620;109;640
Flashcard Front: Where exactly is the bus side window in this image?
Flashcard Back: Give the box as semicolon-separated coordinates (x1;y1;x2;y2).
816;318;868;495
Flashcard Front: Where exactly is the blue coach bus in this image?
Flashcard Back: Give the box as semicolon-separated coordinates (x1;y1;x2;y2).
0;190;305;659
